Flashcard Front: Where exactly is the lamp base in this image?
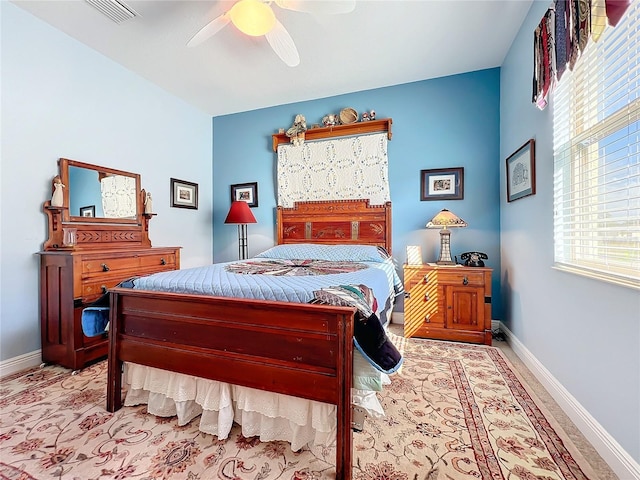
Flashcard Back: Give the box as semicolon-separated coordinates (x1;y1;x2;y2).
237;224;249;260
435;260;457;265
436;228;455;264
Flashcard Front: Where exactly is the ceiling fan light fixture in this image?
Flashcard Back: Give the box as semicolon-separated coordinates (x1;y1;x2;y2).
229;0;276;36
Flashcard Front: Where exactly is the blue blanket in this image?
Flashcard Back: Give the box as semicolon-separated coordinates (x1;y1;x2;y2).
81;307;110;337
80;277;137;337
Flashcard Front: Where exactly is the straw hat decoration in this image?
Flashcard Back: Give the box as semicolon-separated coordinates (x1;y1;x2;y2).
339;107;358;124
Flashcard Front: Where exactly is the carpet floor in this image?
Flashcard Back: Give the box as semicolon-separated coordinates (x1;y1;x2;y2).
0;333;609;479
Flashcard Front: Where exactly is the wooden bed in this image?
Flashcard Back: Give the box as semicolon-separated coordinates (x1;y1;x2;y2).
106;199;393;480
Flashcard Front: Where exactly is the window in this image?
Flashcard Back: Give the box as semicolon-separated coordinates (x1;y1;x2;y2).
553;2;640;289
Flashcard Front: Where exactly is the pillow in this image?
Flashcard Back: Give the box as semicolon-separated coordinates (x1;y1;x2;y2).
255;244;389;263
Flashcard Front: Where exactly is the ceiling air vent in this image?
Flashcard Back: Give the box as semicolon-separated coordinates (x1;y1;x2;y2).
85;0;139;24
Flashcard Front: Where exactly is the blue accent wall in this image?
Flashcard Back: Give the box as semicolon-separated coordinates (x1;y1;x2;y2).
213;68;502;318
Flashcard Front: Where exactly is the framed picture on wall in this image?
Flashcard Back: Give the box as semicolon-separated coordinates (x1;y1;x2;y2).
420;167;464;201
170;178;198;209
506;139;536;202
79;205;95;217
230;182;258;208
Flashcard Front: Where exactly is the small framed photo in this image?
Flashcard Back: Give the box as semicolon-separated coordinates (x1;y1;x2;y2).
420;167;464;201
506;139;536;202
80;205;95;217
170;178;198;209
406;245;423;265
230;182;258;208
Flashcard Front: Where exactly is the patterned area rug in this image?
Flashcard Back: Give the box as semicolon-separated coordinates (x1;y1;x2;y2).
0;336;594;479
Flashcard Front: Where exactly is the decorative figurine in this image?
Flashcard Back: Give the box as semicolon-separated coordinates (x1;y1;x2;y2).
286;114;308;146
361;110;376;122
51;175;65;207
322;114;338;126
144;191;153;214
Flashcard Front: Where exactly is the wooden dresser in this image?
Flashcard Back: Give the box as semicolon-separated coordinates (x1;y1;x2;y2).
39;247;179;370
403;264;492;345
39;158;180;370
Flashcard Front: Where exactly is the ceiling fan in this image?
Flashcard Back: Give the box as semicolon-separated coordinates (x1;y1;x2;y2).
187;0;356;67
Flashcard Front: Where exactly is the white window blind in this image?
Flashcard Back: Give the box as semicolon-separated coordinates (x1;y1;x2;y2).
553;2;640;289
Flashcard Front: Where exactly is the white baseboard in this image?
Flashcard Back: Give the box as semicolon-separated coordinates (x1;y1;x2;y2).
0;350;42;378
497;321;640;480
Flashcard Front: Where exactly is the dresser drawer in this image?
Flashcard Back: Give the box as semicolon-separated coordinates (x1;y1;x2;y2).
76;248;180;302
82;278;119;299
81;264;176;301
139;252;176;269
81;251;176;276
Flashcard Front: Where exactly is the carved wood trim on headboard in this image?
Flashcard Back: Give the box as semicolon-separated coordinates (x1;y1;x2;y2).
276;199;392;254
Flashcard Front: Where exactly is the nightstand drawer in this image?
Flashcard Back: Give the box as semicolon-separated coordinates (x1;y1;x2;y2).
436;270;486;286
408;268;485;287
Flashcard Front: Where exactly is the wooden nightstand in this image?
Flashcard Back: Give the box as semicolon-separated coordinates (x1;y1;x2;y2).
403;264;492;345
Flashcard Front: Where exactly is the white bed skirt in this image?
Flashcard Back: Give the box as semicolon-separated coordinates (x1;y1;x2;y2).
123;362;387;451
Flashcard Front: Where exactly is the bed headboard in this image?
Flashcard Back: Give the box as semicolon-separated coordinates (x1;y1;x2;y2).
276;199;392;254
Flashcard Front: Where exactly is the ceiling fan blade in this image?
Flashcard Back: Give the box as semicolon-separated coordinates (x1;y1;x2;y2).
265;20;300;67
275;0;355;15
187;12;231;47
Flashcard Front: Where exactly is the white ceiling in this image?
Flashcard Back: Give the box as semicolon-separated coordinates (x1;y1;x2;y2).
12;0;534;117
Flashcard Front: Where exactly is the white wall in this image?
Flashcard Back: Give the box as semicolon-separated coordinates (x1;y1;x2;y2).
500;0;640;467
0;2;213;362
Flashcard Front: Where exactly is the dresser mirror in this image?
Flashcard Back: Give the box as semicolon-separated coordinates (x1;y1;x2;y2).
60;158;142;224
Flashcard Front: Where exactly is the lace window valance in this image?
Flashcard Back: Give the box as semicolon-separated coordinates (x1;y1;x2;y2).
277;133;390;208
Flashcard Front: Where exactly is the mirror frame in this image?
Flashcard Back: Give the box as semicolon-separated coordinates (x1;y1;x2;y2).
60;158;143;225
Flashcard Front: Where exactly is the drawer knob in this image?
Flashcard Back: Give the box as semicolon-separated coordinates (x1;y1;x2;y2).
424;294;430;301
404;292;411;299
160;258;166;265
101;263;110;272
101;285;107;294
424;315;430;323
423;275;429;283
462;276;468;285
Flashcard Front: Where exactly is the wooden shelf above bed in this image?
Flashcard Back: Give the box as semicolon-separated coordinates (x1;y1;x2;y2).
272;118;392;151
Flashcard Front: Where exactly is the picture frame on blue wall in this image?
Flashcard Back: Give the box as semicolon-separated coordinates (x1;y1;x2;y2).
506;139;536;202
231;182;258;208
420;167;464;201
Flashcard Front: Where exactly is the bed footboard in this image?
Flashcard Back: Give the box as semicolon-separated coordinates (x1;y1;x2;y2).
107;287;355;479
